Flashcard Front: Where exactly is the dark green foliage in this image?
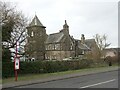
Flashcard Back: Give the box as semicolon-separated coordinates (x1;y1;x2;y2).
2;48;11;62
2;18;14;42
2;62;14;78
2;4;15;63
2;59;105;78
2;17;14;63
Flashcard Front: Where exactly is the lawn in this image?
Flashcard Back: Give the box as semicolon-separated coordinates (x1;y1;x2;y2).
0;79;2;84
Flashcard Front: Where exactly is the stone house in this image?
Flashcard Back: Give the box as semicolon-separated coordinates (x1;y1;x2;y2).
103;48;118;58
84;39;100;60
25;15;98;61
45;21;75;60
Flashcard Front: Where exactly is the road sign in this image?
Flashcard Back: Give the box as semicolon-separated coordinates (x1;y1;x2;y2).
15;58;19;70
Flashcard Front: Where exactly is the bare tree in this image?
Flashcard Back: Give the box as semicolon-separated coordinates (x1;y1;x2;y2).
94;34;111;59
1;1;28;61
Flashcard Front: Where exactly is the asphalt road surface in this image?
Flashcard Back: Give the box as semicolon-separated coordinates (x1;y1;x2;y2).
17;70;118;88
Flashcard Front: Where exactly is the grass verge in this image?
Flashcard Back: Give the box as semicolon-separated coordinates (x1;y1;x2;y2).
0;79;2;84
2;65;118;84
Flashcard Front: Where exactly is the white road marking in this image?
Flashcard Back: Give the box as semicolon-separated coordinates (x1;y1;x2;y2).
80;79;116;88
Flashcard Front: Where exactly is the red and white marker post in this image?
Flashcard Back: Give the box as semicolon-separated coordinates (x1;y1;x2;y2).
14;41;20;81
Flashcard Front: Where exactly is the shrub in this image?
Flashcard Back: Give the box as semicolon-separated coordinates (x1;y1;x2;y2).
2;62;14;78
2;59;105;78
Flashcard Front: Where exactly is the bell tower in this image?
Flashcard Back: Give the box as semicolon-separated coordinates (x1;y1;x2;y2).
26;15;47;60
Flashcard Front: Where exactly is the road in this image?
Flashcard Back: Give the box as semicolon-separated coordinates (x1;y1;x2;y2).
17;70;118;88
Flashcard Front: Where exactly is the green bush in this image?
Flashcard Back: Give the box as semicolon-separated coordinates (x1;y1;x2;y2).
2;48;11;62
2;59;103;78
2;62;14;78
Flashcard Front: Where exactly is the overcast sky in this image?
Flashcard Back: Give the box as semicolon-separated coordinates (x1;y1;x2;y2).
4;0;119;48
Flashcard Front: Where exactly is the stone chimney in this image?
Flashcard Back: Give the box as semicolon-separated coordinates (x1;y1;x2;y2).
81;34;85;44
63;20;69;29
63;20;69;34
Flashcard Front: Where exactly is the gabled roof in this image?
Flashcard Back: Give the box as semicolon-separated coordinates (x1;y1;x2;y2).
103;48;118;53
29;15;46;28
84;39;96;48
45;32;64;44
111;48;120;52
78;43;90;50
77;40;90;50
70;36;75;43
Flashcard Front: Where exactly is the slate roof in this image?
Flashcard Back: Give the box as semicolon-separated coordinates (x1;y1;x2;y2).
78;43;90;50
112;48;120;52
29;15;46;28
103;48;118;54
84;39;96;48
77;40;90;50
70;36;75;43
45;32;64;44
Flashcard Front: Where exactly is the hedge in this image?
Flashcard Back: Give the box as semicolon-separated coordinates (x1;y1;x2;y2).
2;59;107;78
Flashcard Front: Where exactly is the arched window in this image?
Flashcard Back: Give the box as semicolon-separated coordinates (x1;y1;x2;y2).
70;45;73;50
70;43;73;50
31;31;34;37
